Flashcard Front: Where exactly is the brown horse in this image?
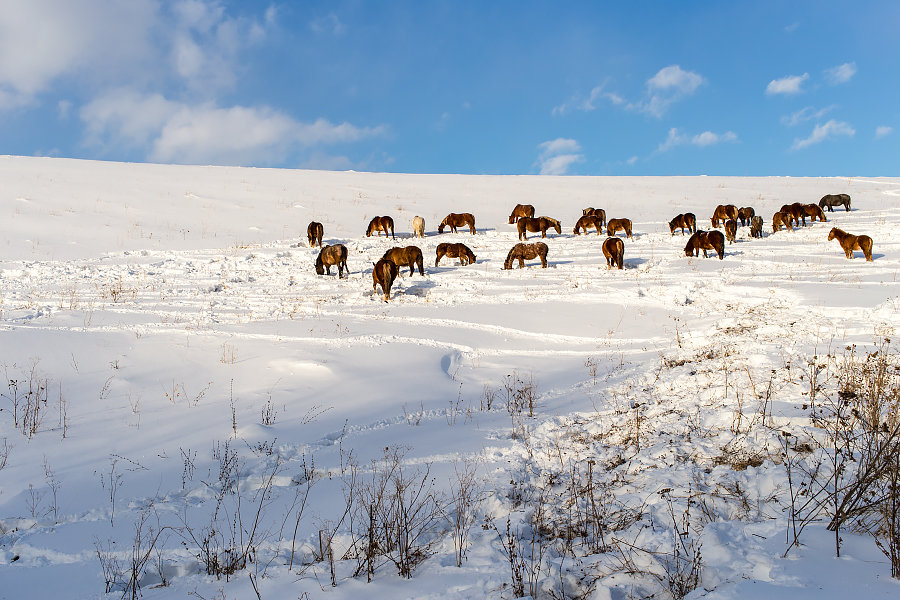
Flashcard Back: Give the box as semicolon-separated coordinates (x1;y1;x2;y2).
828;227;873;261
602;237;625;270
573;214;603;235
684;230;725;260
366;216;395;239
749;215;764;238
438;212;476;234
307;221;323;248
801;203;827;223
582;207;607;226
517;216;561;240
737;207;755;227
669;213;696;236
382;246;425;276
606;218;633;239
315;244;349;277
435;243;476;266
780;203;806;227
372;258;399;301
508;204;535;224
503;242;548;269
772;211;792;233
724;219;737;244
711;204;738;227
819;193;851;212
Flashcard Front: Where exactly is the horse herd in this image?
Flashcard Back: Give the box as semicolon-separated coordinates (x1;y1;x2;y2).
308;193;872;301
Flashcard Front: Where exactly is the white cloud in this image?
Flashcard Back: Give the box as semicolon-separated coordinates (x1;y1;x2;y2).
781;105;837;127
791;119;855;150
766;73;809;95
310;12;345;36
536;138;584;175
825;62;857;85
657;128;737;152
552;80;623;116
639;65;705;118
876;125;893;139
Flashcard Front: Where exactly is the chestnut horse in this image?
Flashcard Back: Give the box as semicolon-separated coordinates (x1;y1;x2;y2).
382;246;425;276
573;214;603;235
435;243;476;266
711;204;738;227
606;218;633;239
684;230;725;260
828;227;873;261
508;204;535;224
307;221;323;248
372;258;399;301
366;216;395;239
780;203;805;227
772;211;792;233
503;242;548;269
315;244;348;277
602;237;625;270
669;213;696;236
749;215;764;239
737;207;755;227
801;204;827;223
724;219;737;244
438;212;476;234
517;216;561;240
582;207;607;226
819;193;851;212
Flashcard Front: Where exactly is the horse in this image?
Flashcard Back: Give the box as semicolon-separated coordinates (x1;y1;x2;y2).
573;214;603;235
684;230;725;260
801;204;827;223
711;204;738;227
582;207;607;226
517;216;561;240
315;244;349;277
819;193;851;212
780;203;805;227
307;221;324;248
602;237;625;270
411;216;425;238
606;218;633;239
737;207;755;227
508;204;535;224
438;212;476;234
366;216;395;239
503;242;549;269
772;211;792;233
669;213;696;236
827;227;873;261
749;215;764;238
724;219;737;244
435;243;476;266
372;258;399;301
382;246;425;276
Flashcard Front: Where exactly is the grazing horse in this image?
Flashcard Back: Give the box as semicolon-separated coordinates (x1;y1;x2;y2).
582;207;607;226
517;216;561;240
606;218;633;239
602;237;625;270
819;193;851;212
435;243;476;266
573;214;603;235
508;204;536;224
749;215;764;238
737;207;755;227
382;246;425;276
438;212;476;234
684;230;725;260
372;258;399;301
315;244;349;277
307;221;324;248
780;203;806;227
503;242;549;269
801;204;827;223
411;216;425;238
828;227;873;261
366;216;395;239
772;211;792;233
724;219;737;244
669;213;696;236
711;204;738;227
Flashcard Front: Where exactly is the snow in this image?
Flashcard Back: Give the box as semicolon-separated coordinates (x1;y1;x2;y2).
1;156;899;599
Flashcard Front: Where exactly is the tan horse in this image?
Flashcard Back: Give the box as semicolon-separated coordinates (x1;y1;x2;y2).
438;212;476;234
372;258;399;301
582;207;607;226
411;216;425;238
366;216;395;239
684;230;725;260
801;204;827;223
573;214;603;235
711;204;738;227
315;244;349;277
307;221;323;248
382;246;425;276
602;237;625;270
503;242;548;269
819;193;851;212
606;218;633;239
737;207;755;226
772;211;792;233
517;216;561;240
724;219;737;244
669;213;696;236
828;227;873;261
508;204;535;224
435;243;476;266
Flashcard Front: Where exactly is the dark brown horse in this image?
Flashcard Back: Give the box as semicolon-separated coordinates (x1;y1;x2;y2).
517;216;561;240
737;207;755;227
435;243;476;266
801;203;827;223
602;237;625;270
606;218;633;239
772;211;792;233
315;244;349;277
669;213;696;236
382;246;425;276
684;230;725;260
780;203;805;227
819;193;851;212
724;219;737;244
438;212;476;234
711;204;738;227
372;258;399;301
749;215;764;238
503;242;548;269
366;216;395;239
307;221;323;247
828;227;873;261
582;207;607;226
573;214;603;235
508;204;535;224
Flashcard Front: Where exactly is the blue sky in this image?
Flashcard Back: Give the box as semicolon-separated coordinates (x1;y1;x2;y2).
1;0;897;175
